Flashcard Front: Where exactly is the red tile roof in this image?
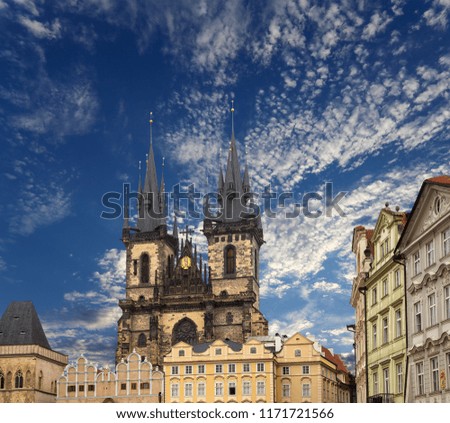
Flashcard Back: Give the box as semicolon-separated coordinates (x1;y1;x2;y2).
321;346;349;374
425;175;450;185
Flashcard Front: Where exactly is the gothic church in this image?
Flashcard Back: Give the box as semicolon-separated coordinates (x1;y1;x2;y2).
116;114;268;366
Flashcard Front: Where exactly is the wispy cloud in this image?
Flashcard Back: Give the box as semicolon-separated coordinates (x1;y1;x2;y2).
43;248;126;363
9;181;71;236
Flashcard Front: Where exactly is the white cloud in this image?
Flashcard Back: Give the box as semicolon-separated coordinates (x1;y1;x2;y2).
19;16;61;39
9;182;71;236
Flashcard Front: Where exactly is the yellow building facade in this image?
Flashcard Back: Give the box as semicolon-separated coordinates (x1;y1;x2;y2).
274;333;350;403
164;339;274;403
365;206;407;403
163;333;352;403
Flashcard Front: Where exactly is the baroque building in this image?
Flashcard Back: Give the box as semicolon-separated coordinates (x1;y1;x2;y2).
363;206;408;403
116;114;268;367
0;302;68;403
163;338;275;403
395;176;450;403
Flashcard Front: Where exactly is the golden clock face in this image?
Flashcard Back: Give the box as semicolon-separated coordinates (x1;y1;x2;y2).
180;256;191;270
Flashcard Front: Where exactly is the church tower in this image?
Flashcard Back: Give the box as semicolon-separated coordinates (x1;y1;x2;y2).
203;103;268;340
116;109;268;367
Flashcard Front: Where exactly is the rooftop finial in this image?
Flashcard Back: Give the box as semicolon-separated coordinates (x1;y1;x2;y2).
138;160;142;191
149;111;154;147
230;99;235;139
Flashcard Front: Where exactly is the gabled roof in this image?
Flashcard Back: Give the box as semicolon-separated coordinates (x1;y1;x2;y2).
0;301;51;350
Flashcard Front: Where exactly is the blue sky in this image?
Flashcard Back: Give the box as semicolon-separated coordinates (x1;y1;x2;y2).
0;0;449;368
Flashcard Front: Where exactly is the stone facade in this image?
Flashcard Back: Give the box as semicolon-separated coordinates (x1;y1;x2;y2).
116;125;268;368
351;226;372;403
396;176;450;403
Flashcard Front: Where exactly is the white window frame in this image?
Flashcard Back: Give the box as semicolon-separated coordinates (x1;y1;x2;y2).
414;301;422;332
257;381;265;396
426;240;435;267
394;269;401;289
171;383;179;398
171;366;179;375
382;316;388;344
257;362;265;372
242;380;251;396
215;382;223;396
243;363;250;373
215;364;223;374
395;309;402;338
373;371;378;395
302;365;310;375
372;287;377;305
372;323;377;349
185;365;192;375
228;363;236;373
228;381;236;396
417;362;424;396
428;292;437;326
302;383;311;398
445;285;450;320
282;383;290;397
184;382;193;397
431;357;439;392
413;251;421;276
396;363;403;394
197;382;205;397
382;278;388;297
443;228;450;257
282;366;290;375
198;364;205;374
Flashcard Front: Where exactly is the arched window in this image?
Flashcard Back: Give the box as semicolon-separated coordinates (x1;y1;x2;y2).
15;370;23;389
224;245;236;275
38;371;43;390
140;253;150;284
138;333;147;347
0;371;4;389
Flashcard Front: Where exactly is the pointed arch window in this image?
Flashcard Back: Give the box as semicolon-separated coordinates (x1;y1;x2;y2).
224;245;236;275
140;253;150;284
0;371;4;390
138;333;147;347
15;370;23;389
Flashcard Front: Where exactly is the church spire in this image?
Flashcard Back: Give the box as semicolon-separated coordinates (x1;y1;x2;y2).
220;101;247;222
138;112;164;232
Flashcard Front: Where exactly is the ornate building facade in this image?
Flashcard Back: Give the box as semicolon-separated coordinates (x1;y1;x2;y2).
351;226;373;403
57;351;163;403
116;116;268;367
396;176;450;403
364;206;408;403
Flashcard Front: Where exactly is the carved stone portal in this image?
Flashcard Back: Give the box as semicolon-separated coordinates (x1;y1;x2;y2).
172;318;198;345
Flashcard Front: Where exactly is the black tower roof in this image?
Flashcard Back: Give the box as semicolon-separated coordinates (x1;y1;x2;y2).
0;301;51;350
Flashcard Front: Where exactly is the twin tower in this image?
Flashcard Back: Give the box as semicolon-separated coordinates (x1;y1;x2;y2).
116;114;268;366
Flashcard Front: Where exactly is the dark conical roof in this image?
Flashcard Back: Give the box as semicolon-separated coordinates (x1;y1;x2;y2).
0;301;51;350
